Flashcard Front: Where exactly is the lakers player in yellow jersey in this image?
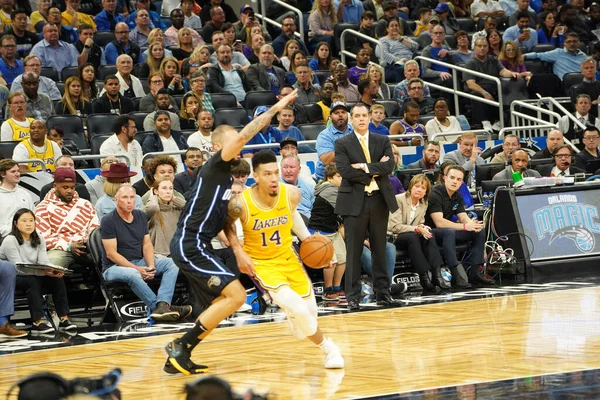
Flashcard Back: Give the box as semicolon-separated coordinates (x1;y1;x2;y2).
0;93;33;142
226;150;344;369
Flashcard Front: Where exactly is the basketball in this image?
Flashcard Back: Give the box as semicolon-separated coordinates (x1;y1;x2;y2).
300;235;334;269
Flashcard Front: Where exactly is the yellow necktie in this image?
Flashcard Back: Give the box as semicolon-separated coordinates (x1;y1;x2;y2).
360;136;379;193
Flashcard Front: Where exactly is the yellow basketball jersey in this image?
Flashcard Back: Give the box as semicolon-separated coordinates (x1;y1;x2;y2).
22;139;57;172
8;118;33;141
242;183;294;260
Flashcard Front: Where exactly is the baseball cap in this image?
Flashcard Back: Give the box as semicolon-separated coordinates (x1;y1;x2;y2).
429;15;441;23
240;4;253;13
435;2;450;13
330;101;348;113
280;137;298;149
53;168;76;183
154;110;170;122
253;105;270;118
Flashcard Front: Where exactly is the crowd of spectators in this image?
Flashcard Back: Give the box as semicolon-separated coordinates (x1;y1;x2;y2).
1;0;600;338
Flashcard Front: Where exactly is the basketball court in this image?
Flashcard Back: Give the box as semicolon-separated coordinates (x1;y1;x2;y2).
2;281;600;399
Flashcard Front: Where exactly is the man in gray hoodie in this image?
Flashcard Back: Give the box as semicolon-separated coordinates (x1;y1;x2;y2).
0;159;34;240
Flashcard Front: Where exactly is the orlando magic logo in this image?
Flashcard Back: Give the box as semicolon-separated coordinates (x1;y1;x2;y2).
549;226;595;253
533;194;600;255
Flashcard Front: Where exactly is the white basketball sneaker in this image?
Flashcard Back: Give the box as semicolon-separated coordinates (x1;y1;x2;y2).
321;338;345;369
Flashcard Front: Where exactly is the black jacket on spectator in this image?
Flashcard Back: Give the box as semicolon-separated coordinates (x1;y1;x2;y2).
201;22;223;43
206;65;251;95
199;1;237;25
142;130;188;154
0;29;39;59
246;64;286;92
92;94;135;115
74;40;105;70
292;103;309;126
106;39;141;64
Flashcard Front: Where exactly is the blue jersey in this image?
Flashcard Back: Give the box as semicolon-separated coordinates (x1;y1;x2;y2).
171;151;233;256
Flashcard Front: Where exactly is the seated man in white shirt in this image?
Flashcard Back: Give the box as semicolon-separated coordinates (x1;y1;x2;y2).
99;115;144;174
558;94;600;151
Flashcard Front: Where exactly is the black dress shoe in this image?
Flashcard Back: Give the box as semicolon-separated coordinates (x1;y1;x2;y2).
347;300;360;311
470;272;495;285
376;294;402;307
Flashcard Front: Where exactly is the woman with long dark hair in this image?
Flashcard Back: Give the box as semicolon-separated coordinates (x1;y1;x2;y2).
0;209;76;333
538;11;565;47
78;62;98;101
55;77;93;118
309;41;332;71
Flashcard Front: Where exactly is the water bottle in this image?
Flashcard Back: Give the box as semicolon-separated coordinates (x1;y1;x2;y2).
482;192;490;209
488;191;494;209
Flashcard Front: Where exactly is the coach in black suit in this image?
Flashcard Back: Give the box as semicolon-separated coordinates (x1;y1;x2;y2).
335;103;400;311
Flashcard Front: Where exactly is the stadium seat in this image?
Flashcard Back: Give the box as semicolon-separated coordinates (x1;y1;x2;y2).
94;31;115;48
98;65;118;81
87;114;119;139
210;93;237;110
382;117;401;128
61;66;80;81
40;67;59;81
378;100;400;118
172;94;184;108
563;72;584;96
133;63;148;79
523;59;548;75
298;123;325;141
56;82;65;96
214;107;249;127
131;97;141;111
129;111;149;131
139;78;149;93
334;23;359;52
531;44;555;53
501;77;528;106
314;70;330;86
245;91;277;113
445;36;457;49
47;115;89;153
456;18;476;32
301;103;324;123
90;135;111;165
0;141;19;159
134;131;153;146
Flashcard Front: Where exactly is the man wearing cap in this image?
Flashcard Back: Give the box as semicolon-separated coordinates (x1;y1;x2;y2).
12;119;62;173
315;101;353;180
207;44;250;104
335;0;364;24
241;106;284;158
142;110;188;172
100;115;143;172
38;155;91;202
34;167;99;271
272;15;309;57
200;0;238;26
280;137;317;189
375;1;413;38
433;3;459;34
143;88;181;131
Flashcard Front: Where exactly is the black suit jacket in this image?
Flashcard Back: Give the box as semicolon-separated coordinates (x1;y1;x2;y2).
246;64;286;92
334;132;398;216
537;163;585;177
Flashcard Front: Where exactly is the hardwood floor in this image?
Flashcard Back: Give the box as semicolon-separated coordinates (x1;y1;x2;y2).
2;286;600;399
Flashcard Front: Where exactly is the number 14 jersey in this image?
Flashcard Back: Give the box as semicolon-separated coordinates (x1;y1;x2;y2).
241;183;294;260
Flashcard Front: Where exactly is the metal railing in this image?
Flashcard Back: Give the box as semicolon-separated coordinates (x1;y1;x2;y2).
14;158;46;171
414;56;504;127
498;124;558;140
429;129;491;142
340;31;386;83
257;0;304;42
509;100;562;137
71;154;131;164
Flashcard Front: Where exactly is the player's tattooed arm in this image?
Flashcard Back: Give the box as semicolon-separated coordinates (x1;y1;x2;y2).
236;89;299;144
225;194;257;276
